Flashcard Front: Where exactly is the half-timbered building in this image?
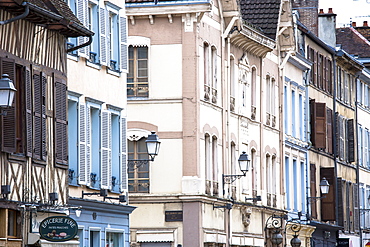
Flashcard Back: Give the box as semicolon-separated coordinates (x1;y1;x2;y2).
0;0;91;246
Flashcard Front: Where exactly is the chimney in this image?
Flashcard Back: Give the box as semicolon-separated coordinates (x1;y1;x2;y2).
352;22;357;27
364;21;368;27
318;8;337;47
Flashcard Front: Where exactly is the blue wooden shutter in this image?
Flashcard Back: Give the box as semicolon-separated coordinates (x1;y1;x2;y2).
86;106;92;186
119;12;128;71
101;110;111;189
78;103;87;185
77;0;88;56
100;7;107;66
120;117;127;192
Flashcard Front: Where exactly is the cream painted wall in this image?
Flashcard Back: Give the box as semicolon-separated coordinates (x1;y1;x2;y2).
67;57;127;108
150;44;183;99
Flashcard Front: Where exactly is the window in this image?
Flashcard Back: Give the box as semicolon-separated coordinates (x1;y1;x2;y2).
90;230;100;247
68;0;127;71
106;232;123;247
251;67;257;120
285;157;290;210
203;43;217;103
68;97;79;185
293;160;298;211
292;90;296;137
212;136;218;195
284;85;288;133
128;137;149;193
69;99;127;192
108;11;119;71
87;2;99;64
211;46;217;103
67;0;78;55
128;46;148;97
205;134;211;195
7;210;21;238
230;56;235;111
0;57;66;165
309;100;326;149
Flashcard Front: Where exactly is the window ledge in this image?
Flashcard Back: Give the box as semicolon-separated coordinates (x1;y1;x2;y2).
67;54;79;62
86;60;101;70
107;68;121;77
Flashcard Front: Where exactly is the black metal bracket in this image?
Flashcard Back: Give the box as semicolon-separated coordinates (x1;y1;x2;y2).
245;195;261;202
104;195;126;203
128;159;151;170
81;189;108;199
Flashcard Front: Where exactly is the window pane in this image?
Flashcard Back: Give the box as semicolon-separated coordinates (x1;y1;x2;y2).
137;47;148;59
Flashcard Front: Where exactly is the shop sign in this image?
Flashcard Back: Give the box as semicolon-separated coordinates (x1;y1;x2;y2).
165;211;183;222
337;238;350;247
39;216;78;242
366;241;370;247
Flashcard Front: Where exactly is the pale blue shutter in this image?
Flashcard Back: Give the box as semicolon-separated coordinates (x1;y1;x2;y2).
77;0;88;55
119;12;128;71
101;111;112;189
78;104;87;184
86;106;91;186
100;7;107;66
120;117;127;191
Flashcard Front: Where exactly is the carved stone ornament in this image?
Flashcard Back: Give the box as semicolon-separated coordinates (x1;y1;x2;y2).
241;206;252;228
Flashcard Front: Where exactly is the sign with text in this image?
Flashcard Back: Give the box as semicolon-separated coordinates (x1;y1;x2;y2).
165;211;183;222
39;216;78;242
337;238;350;247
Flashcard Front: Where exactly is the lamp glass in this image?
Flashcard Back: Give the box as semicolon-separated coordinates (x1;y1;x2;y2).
238;151;250;174
290;236;301;247
271;232;283;245
146;132;161;157
0;74;16;107
320;177;330;194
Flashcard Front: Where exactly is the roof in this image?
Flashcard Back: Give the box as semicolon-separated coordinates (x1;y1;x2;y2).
0;0;93;37
239;0;282;40
336;27;370;59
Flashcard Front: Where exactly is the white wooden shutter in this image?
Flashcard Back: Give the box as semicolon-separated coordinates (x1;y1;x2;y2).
100;7;107;66
86;105;92;186
77;0;88;56
101;111;112;189
119;12;128;71
78;103;87;185
120;117;127;192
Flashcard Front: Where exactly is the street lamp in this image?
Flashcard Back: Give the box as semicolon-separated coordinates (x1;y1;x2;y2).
222;151;251;195
0;74;16;115
146;131;161;161
128;132;161;170
319;177;330;194
308;177;330;201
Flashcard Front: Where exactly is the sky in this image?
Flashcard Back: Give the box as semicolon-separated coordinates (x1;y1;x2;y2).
319;0;370;27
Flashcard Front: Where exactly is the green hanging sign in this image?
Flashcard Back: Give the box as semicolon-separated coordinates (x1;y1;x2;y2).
39;216;78;242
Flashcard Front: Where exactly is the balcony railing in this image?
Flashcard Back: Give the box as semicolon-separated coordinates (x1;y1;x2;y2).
204;84;210;101
266;112;271;126
127;82;149;97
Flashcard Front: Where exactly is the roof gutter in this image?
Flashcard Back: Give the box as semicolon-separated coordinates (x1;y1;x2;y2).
0;2;29;25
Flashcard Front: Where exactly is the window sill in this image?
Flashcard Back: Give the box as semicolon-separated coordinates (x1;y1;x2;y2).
107;68;121;77
67;54;79;62
86;60;101;70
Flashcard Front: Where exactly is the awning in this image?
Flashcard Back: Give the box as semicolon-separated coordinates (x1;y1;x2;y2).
136;230;174;243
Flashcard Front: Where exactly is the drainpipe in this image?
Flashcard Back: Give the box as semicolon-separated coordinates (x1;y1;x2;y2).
67;35;93;53
355;75;362;246
304;69;312;221
0;2;29;25
331;54;339;226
